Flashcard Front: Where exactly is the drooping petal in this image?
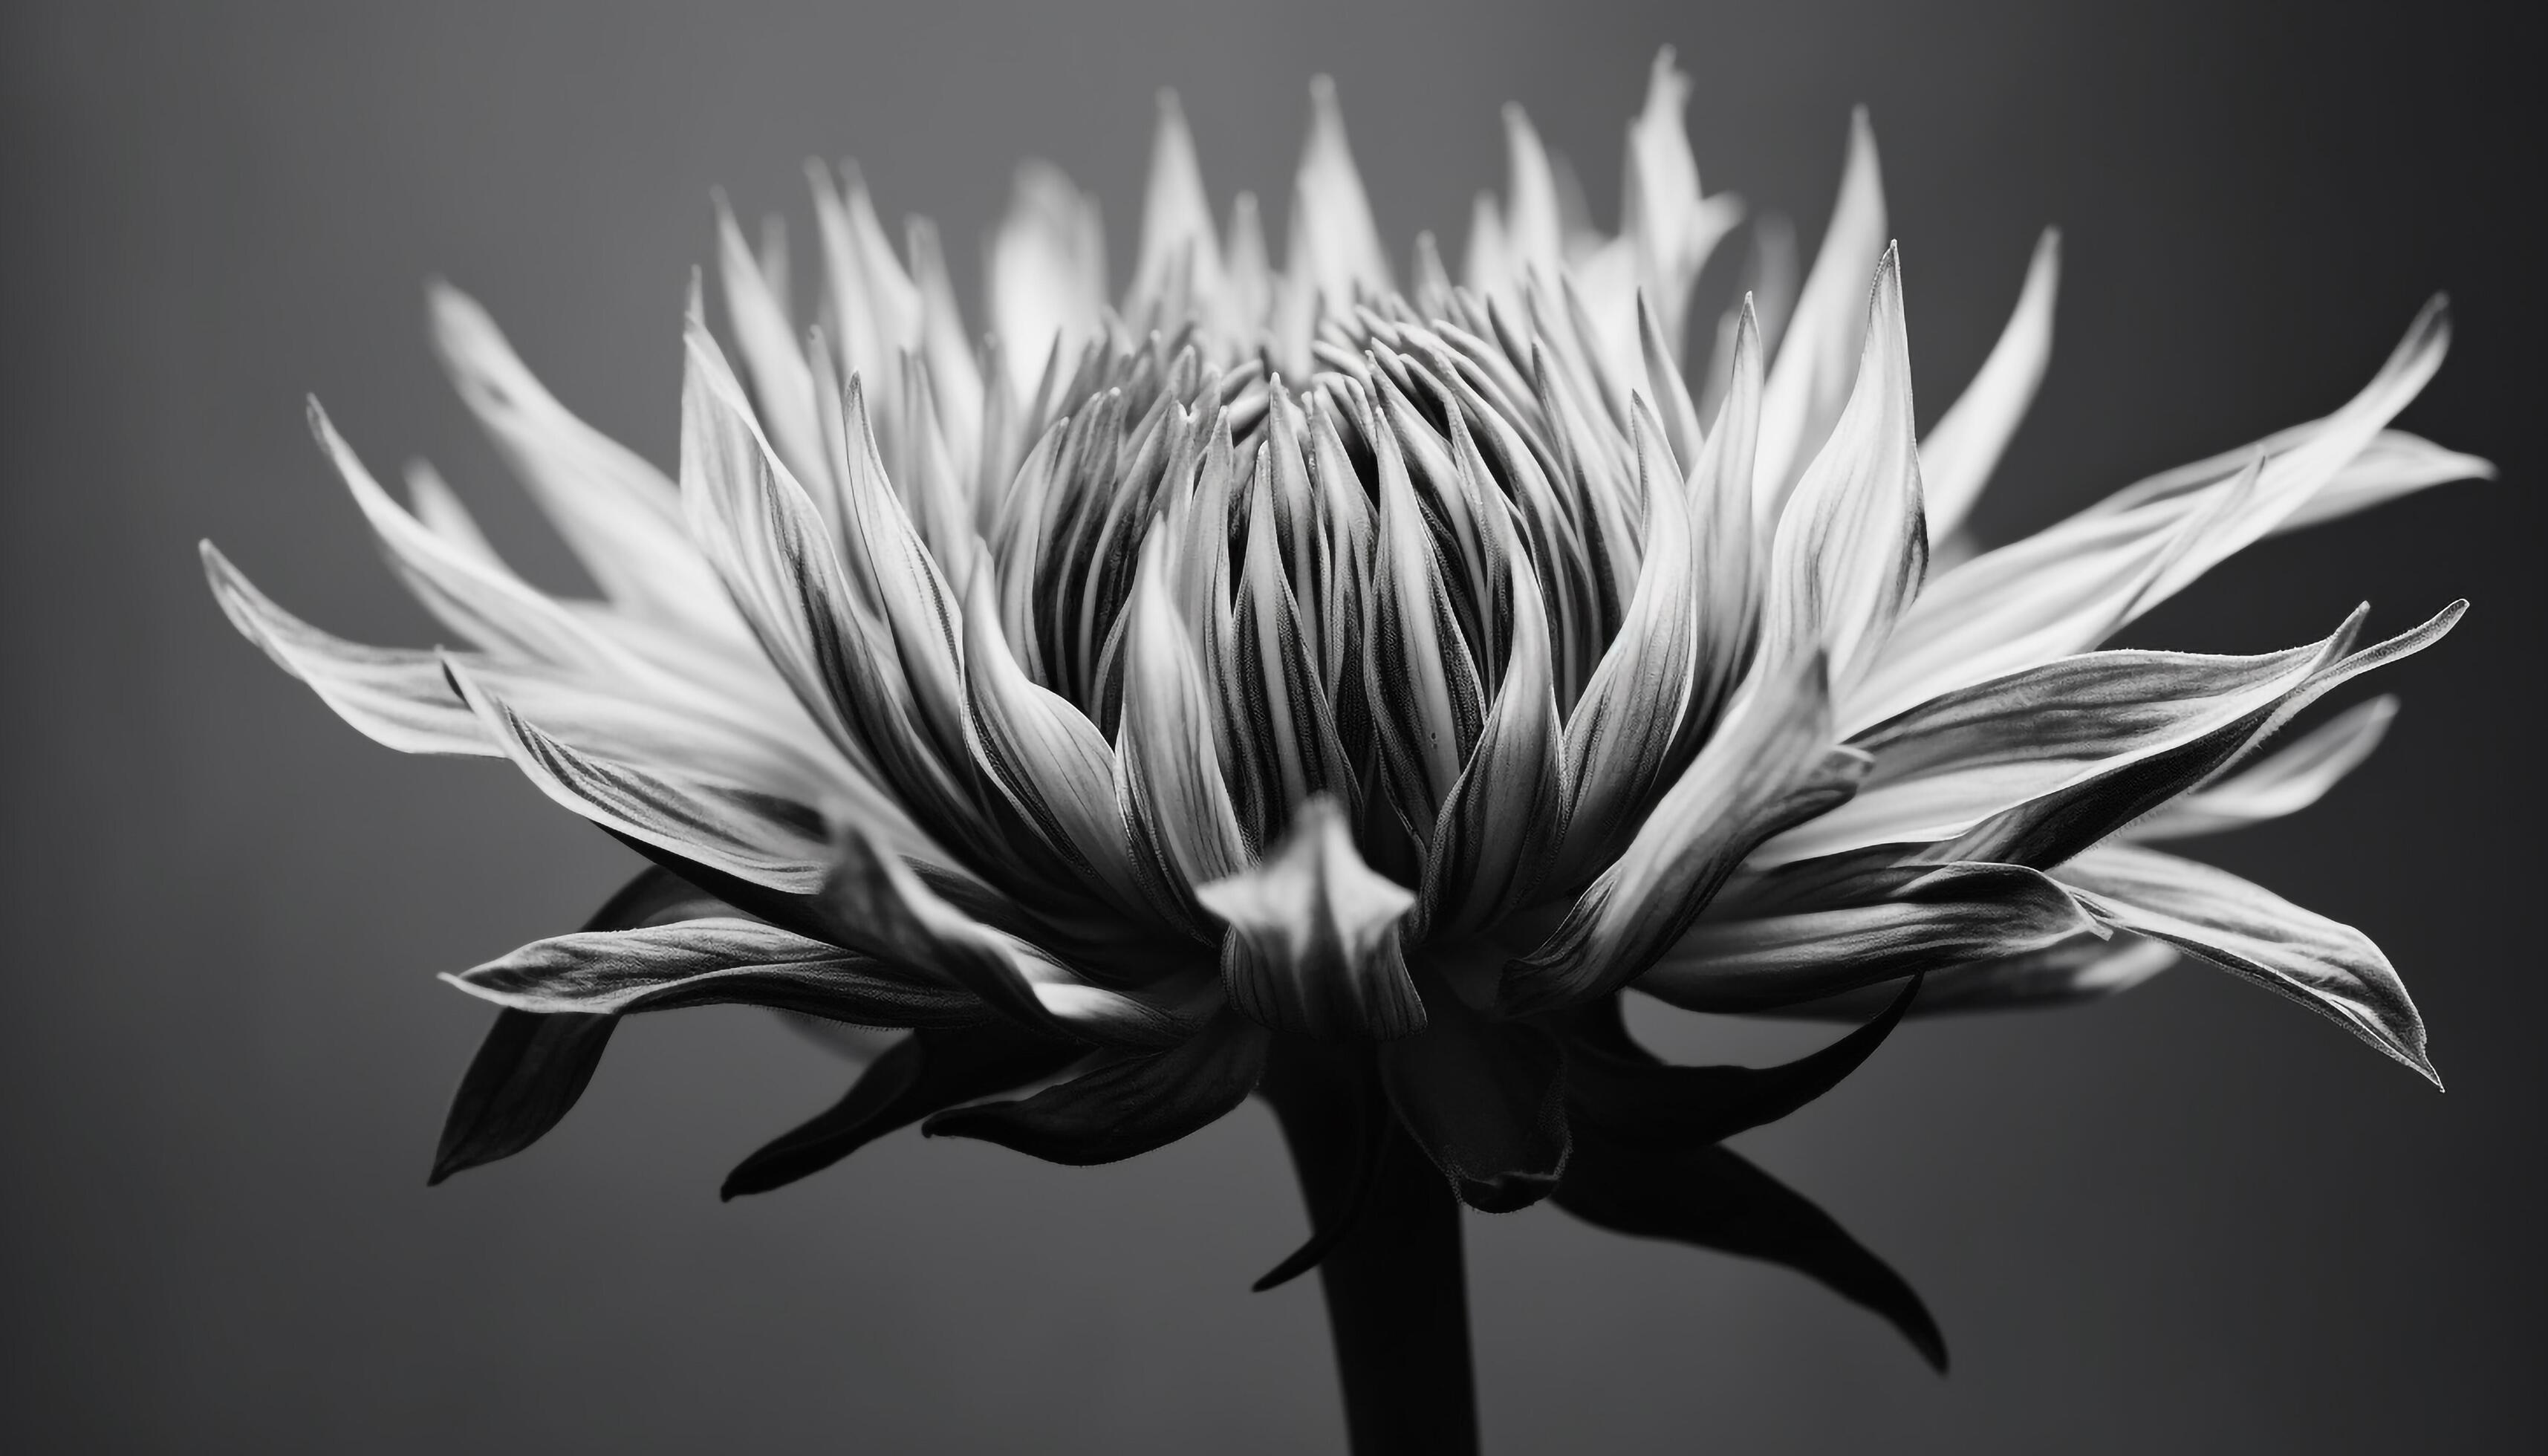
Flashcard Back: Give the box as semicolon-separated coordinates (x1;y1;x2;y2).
2055;843;2437;1085
1563;976;1920;1150
723;1024;1079;1198
1502;652;1869;1015
446;917;985;1024
429;866;724;1185
2131;695;2398;840
924;1011;1267;1165
1379;973;1569;1212
1919;227;2060;543
1196;795;1422;1040
1768;932;2177;1021
1640;862;2101;1013
1756;244;1927;702
1554;1138;1948;1371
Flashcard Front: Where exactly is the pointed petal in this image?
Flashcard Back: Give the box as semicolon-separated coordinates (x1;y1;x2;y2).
446;916;984;1023
2281;429;2497;532
2057;843;2437;1085
1197;796;1421;1040
1130;90;1223;321
924;1011;1267;1165
1755;108;1888;504
724;1024;1080;1197
1556;1140;1948;1371
2131;695;2398;839
1562;975;1919;1148
715;196;829;495
1287;76;1392;306
816;817;1195;1048
1771;932;2177;1020
987;161;1108;400
1758;629;2342;865
1920;227;2060;542
1758;244;1927;702
1116;531;1252;932
1502;652;1868;1015
1642;862;2099;1013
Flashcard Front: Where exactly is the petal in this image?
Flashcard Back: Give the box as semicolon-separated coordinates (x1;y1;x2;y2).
1853;299;2454;727
1919;227;2060;543
1768;932;2177;1021
1128;90;1223;325
2280;429;2497;532
2055;843;2437;1085
1555;1139;1947;1371
714;196;829;497
1379;973;1569;1213
1640;862;2100;1013
1502;651;1868;1015
429;866;724;1184
987;160;1108;401
445;916;984;1024
1754;108;1888;505
2130;695;2398;840
1757;627;2345;865
1115;531;1253;933
1197;795;1422;1040
425;283;737;637
447;657;836;892
816;817;1197;1049
1757;243;1927;702
1928;602;2461;870
923;1010;1268;1165
1562;975;1919;1149
1286;76;1392;309
723;1024;1082;1197
1551;406;1702;883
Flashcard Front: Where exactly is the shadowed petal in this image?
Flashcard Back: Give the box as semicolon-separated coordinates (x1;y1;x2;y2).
1381;973;1569;1212
1197;796;1422;1040
924;1010;1267;1165
1769;932;2177;1021
1556;1137;1948;1371
723;1024;1079;1197
429;866;724;1185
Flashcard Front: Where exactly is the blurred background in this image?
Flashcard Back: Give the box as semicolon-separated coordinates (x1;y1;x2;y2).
4;1;2539;1450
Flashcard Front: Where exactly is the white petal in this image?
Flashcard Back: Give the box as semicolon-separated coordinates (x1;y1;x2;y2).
1754;108;1887;509
1919;228;2060;542
2129;695;2398;840
987;161;1108;400
1197;796;1421;1040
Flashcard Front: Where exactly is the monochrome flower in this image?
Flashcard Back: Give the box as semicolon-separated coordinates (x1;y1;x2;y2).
204;50;2489;1371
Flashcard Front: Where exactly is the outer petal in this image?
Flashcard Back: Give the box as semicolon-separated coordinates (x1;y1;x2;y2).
1639;863;2100;1013
1754;108;1887;505
2130;695;2397;840
445;917;984;1024
924;1011;1268;1166
2055;843;2437;1085
1196;796;1422;1040
1919;227;2059;543
1769;932;2177;1021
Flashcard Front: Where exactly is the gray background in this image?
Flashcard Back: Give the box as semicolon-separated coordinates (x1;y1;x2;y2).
4;1;2540;1450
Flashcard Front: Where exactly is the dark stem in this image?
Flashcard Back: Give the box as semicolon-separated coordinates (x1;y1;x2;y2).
1263;1042;1478;1456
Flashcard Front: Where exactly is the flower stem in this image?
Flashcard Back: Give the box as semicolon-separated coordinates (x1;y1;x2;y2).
1264;1044;1479;1456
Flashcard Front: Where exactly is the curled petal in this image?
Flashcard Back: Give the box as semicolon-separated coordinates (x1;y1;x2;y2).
2056;844;2437;1085
1197;796;1422;1041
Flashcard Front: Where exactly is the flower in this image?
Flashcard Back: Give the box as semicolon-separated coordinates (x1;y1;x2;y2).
204;49;2489;1385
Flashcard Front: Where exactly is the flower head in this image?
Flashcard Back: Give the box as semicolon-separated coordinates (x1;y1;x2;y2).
205;50;2489;1365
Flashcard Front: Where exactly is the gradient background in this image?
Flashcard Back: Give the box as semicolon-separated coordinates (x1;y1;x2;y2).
4;1;2540;1450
